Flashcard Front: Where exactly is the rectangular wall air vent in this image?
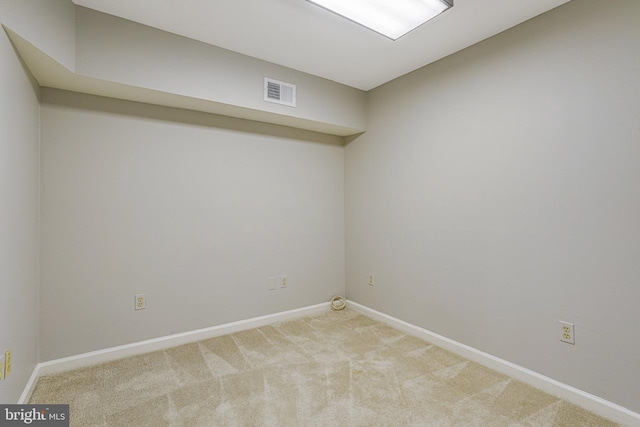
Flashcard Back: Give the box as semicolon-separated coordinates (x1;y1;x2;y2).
264;77;296;107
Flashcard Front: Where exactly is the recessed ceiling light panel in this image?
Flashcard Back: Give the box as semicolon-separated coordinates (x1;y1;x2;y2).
307;0;452;40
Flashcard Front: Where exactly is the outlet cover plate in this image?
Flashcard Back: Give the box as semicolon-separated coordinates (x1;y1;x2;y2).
4;349;11;378
560;321;575;344
4;349;12;378
135;294;146;310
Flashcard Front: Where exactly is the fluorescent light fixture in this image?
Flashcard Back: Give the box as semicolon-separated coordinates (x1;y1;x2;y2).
307;0;452;40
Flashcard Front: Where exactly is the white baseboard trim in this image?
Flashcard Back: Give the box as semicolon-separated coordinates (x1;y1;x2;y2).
18;365;41;404
20;300;640;425
348;300;640;427
20;302;330;403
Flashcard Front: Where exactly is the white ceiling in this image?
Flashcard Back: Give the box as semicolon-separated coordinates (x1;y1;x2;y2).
72;0;570;91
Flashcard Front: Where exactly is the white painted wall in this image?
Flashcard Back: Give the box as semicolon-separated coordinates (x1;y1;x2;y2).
74;7;366;135
1;0;75;69
39;89;345;361
346;0;640;414
0;1;49;403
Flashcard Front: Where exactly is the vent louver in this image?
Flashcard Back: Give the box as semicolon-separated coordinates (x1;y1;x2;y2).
264;78;296;107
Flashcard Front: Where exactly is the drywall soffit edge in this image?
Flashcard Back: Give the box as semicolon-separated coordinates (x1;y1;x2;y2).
3;25;364;138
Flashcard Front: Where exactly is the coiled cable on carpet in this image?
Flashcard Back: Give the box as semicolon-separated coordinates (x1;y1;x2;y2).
330;295;346;311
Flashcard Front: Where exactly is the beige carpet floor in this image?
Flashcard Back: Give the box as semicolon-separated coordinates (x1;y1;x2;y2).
30;308;624;426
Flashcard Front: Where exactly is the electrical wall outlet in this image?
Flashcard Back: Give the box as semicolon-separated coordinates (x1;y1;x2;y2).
135;294;146;310
4;349;11;378
560;321;575;344
368;273;374;286
281;275;288;288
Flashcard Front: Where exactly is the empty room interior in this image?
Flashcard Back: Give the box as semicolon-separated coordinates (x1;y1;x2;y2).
1;0;639;425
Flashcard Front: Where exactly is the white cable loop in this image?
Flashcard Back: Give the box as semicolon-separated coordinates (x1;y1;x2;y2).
330;295;346;311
